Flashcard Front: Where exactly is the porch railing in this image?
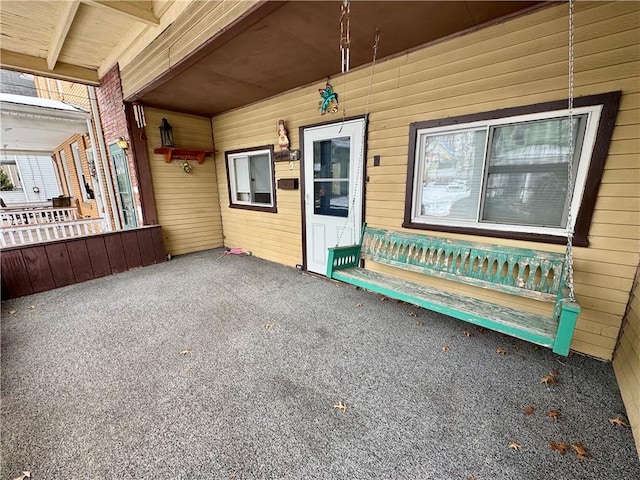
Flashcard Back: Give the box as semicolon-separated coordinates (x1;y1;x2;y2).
1;217;108;247
1;207;79;227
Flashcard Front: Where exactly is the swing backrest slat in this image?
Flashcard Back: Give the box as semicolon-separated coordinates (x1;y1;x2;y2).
361;226;567;303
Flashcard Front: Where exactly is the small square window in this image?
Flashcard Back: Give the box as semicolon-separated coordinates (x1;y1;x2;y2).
226;146;277;212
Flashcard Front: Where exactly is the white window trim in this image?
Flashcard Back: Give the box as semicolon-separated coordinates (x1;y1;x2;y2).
410;105;603;237
59;150;73;198
227;148;274;208
0;162;23;190
71;142;90;202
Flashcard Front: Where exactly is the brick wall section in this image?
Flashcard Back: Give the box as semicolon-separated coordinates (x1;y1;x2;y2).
96;64;143;226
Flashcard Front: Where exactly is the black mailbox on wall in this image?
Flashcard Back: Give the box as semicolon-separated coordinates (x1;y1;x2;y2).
277;178;299;190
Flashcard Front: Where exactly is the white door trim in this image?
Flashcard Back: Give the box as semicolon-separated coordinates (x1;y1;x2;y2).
301;117;366;274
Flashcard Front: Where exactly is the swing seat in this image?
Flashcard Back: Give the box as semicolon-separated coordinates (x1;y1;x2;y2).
326;225;580;356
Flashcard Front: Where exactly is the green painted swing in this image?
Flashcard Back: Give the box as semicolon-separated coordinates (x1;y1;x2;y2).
327;226;580;356
326;1;581;356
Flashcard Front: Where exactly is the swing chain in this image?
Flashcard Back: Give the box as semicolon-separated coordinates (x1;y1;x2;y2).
340;0;351;73
564;0;576;302
335;29;380;248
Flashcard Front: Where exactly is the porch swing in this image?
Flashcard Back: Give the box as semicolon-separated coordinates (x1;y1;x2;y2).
326;1;581;356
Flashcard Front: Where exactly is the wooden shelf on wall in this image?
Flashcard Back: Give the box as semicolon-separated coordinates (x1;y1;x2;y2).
153;147;216;164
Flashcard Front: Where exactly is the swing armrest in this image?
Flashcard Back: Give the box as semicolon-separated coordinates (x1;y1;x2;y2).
326;244;362;278
552;287;581;355
558;287;581;313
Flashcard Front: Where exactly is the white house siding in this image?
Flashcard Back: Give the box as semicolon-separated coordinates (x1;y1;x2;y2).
0;154;60;204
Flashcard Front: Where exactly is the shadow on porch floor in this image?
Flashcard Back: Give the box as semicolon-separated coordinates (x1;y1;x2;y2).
1;249;638;479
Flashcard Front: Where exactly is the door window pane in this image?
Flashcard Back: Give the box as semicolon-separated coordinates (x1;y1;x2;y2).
313;137;350;217
314;180;348;217
109;143;137;228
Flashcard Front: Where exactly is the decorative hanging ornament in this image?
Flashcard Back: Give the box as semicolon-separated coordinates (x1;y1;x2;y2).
133;103;146;128
181;161;192;174
340;0;351;73
277;119;290;150
319;83;339;115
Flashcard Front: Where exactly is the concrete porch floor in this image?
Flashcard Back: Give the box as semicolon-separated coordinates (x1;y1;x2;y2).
1;249;638;479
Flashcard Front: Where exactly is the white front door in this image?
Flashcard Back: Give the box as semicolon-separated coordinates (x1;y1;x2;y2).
303;118;365;274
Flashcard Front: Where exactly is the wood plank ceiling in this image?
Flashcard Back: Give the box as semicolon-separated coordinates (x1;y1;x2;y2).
0;0;167;85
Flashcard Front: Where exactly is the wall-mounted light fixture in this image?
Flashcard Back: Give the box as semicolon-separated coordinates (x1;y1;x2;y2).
159;118;174;147
117;137;129;150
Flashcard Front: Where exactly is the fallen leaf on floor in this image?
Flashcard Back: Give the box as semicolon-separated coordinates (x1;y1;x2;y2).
475;326;485;333
356;303;363;307
571;442;592;460
442;344;451;352
496;348;508;356
551;369;560;376
463;329;473;337
11;472;30;480
550;441;567;455
524;405;535;415
608;416;629;427
508;441;521;450
28;305;35;309
180;349;191;355
532;345;540;350
546;410;561;420
540;374;557;385
380;297;387;301
408;311;417;317
263;323;275;329
416;320;425;326
8;310;16;315
333;401;347;413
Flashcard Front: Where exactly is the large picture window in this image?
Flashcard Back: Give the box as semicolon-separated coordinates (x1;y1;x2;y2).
225;146;277;212
403;92;620;246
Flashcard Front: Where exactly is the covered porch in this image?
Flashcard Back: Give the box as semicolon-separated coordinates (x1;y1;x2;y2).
0;0;638;461
2;250;639;478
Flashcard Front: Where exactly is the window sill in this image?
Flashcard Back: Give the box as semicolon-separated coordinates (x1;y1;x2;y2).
229;203;277;213
401;220;588;247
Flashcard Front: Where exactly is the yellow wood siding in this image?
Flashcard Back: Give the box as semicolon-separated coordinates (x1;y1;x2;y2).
120;0;258;99
143;107;223;256
613;265;640;457
55;133;101;219
212;1;639;360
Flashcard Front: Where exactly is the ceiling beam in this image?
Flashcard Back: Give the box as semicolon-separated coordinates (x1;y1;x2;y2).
47;0;81;70
0;50;100;86
83;1;160;26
